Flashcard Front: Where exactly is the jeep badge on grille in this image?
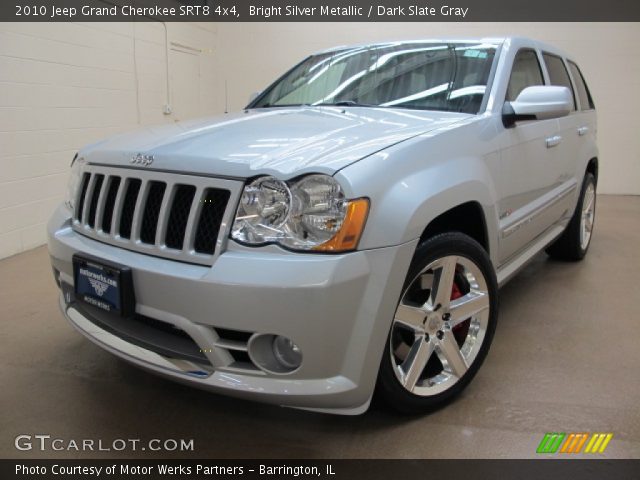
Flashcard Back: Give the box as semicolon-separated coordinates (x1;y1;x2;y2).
130;153;154;166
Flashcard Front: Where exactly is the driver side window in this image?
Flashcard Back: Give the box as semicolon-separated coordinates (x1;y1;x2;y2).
506;49;544;101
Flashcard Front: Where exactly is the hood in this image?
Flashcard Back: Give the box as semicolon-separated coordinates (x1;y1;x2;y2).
81;107;471;179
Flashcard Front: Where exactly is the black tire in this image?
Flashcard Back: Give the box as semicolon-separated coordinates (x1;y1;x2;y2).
546;172;596;261
376;232;499;414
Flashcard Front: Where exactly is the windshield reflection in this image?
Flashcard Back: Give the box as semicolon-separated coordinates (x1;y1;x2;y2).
251;42;497;114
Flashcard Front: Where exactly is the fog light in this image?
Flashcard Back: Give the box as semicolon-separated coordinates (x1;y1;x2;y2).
272;336;302;370
248;334;303;374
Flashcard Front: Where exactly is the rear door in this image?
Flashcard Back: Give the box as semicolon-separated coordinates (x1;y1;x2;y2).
566;60;597;181
540;52;581;213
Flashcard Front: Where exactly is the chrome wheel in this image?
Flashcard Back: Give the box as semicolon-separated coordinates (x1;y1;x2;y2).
390;255;490;396
580;182;596;250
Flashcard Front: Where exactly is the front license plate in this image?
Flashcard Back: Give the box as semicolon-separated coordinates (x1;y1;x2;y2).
73;254;134;317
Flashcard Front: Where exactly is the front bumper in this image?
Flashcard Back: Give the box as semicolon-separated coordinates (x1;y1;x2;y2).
48;204;417;414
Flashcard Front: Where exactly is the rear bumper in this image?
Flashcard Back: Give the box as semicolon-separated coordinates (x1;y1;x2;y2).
48;204;417;414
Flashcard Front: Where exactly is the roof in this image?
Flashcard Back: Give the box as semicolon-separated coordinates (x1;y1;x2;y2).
313;37;572;60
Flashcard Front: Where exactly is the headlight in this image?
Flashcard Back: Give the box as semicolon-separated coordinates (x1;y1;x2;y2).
231;174;369;252
65;154;84;212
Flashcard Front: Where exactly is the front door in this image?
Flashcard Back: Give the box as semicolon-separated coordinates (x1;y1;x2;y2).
497;49;571;263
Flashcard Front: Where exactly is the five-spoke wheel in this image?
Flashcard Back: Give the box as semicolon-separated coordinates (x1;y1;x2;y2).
546;172;597;261
391;255;490;396
580;181;596;251
377;232;498;413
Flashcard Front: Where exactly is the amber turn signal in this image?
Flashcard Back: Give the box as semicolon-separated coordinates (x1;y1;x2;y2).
314;198;370;252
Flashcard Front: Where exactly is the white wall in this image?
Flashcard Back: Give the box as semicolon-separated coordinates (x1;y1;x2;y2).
0;22;638;260
216;22;640;197
0;21;220;259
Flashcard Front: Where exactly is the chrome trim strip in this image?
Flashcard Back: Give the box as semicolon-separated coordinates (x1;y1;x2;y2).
215;339;249;352
502;183;576;239
88;162;245;182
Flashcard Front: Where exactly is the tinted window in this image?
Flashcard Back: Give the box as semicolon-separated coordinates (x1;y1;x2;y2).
568;61;595;110
252;43;498;114
543;53;576;110
506;49;544;101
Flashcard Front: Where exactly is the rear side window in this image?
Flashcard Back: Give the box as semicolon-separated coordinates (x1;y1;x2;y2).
506;49;544;101
542;53;576;111
568;61;595;110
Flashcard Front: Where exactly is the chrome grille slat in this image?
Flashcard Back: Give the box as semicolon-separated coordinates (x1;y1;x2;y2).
110;176;127;236
72;165;242;266
81;174;99;226
130;179;149;242
155;181;175;247
93;175;110;232
75;172;91;222
87;174;105;228
181;186;204;254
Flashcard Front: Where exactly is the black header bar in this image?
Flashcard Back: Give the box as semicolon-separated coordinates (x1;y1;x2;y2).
3;459;640;480
2;0;640;22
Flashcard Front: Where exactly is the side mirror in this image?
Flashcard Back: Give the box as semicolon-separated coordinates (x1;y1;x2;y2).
502;86;572;128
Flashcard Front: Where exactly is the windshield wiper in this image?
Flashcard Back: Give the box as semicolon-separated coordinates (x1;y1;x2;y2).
253;103;311;108
253;101;377;109
314;100;378;108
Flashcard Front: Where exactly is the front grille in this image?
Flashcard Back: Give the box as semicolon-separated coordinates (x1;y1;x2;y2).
119;179;141;240
140;181;166;244
165;185;196;249
101;177;120;234
73;167;236;265
87;174;104;228
195;188;231;254
76;172;91;221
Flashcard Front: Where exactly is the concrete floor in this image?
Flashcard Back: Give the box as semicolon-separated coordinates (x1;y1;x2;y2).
1;195;639;459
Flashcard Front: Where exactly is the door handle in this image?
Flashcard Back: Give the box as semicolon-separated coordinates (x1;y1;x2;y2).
578;126;589;136
546;135;562;148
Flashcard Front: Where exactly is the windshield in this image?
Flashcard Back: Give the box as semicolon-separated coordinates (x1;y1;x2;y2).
251;42;498;114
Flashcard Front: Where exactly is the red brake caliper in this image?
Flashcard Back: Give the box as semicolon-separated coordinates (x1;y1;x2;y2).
450;281;469;343
450;281;463;302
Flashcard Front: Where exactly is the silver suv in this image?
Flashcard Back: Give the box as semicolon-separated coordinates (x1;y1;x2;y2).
48;37;598;414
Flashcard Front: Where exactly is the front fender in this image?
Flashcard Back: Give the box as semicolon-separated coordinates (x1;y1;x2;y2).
336;122;501;264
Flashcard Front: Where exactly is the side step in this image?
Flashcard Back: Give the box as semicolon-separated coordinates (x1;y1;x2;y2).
496;224;565;286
